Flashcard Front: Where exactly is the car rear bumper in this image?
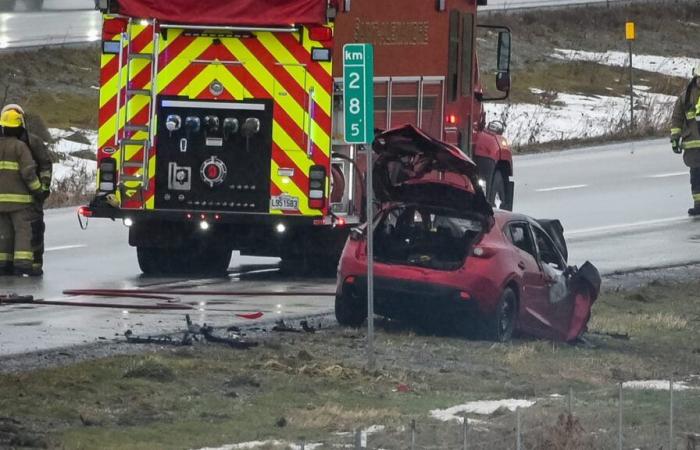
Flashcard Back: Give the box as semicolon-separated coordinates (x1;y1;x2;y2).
340;275;481;323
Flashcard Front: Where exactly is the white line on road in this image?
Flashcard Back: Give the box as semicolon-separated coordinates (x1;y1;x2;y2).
45;244;87;252
567;216;689;237
647;171;688;179
535;184;588;192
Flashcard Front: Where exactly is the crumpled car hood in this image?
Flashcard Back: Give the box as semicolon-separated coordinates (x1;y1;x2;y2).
372;125;494;217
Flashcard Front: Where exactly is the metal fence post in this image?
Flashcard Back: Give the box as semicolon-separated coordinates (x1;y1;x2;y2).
568;386;573;416
618;382;623;450
299;438;305;450
463;417;469;450
354;428;362;449
410;419;416;450
516;407;522;450
670;377;674;450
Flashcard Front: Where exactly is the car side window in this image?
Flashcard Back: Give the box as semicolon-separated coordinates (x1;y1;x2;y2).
533;227;565;270
507;223;536;258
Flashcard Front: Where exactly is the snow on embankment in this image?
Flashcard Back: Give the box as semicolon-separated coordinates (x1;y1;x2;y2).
48;128;97;189
486;90;675;147
552;49;700;78
485;50;691;148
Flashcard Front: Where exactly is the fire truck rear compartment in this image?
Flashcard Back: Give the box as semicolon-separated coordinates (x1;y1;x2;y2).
154;98;274;213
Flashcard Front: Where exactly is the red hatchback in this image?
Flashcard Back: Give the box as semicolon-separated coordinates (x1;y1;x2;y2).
335;125;600;342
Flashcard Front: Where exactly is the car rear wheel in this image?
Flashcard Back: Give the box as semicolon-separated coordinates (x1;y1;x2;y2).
483;287;517;342
335;283;367;327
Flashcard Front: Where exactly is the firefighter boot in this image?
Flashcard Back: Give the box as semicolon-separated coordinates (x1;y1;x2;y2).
29;205;44;276
8;208;37;276
0;213;13;275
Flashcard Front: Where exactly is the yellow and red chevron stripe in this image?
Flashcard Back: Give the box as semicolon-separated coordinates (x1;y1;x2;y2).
97;16;334;215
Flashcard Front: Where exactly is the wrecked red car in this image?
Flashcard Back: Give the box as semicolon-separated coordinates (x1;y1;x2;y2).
335;125;601;342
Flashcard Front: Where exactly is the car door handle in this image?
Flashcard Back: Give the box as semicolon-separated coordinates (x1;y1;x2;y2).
518;261;526;270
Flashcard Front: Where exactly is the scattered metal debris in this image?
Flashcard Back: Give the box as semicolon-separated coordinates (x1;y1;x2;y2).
124;330;194;346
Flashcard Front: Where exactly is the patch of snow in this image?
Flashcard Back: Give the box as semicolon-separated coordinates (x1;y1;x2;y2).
52;157;96;186
486;91;675;146
634;85;651;92
623;380;694;391
552;49;700;78
430;399;535;422
529;87;546;95
49;128;98;157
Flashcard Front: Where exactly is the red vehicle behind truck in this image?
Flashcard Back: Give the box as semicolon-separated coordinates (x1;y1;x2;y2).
84;0;513;274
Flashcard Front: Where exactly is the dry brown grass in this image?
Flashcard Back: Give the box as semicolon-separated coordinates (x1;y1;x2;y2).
589;311;689;335
289;403;401;430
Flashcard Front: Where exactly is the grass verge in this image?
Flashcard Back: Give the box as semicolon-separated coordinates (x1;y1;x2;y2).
0;279;699;449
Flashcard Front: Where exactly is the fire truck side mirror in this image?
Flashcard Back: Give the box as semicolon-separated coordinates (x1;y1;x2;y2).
496;71;511;93
496;30;512;93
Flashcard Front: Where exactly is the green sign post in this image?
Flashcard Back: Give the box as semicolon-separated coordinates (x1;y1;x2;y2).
343;43;375;370
343;43;374;144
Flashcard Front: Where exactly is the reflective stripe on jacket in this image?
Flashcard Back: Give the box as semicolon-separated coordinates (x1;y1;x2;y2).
671;80;700;150
0;136;42;212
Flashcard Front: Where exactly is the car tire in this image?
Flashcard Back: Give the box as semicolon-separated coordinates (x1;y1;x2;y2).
335;284;367;327
488;171;510;211
483;287;517;342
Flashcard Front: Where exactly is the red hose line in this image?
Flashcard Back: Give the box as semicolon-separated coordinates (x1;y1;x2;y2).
0;298;192;310
63;288;336;297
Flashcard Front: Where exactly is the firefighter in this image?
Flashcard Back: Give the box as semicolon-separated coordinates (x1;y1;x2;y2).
0;108;45;276
2;104;52;274
671;65;700;216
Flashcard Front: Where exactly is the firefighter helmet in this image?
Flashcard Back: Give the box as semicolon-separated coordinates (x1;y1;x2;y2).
0;109;24;128
1;103;25;115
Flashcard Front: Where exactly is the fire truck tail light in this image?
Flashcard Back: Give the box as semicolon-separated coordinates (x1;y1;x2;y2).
446;114;458;125
102;18;127;37
78;206;93;217
308;165;327;210
98;158;117;193
309;26;333;42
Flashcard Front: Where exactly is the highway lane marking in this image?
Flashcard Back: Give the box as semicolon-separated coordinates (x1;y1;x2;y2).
567;216;689;236
535;184;588;192
45;244;87;252
647;171;687;178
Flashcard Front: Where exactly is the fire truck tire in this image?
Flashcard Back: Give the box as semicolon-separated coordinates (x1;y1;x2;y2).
136;246;231;275
488;171;510;211
25;0;42;10
335;284;367;327
0;0;16;11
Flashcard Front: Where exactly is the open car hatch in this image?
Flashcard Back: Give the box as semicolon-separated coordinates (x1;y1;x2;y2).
372;125;494;217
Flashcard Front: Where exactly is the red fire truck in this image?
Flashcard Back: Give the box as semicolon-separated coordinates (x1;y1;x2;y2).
84;0;513;274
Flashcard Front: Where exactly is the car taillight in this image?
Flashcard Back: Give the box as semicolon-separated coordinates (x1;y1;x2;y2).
98;158;117;192
309;26;333;42
308;165;327;210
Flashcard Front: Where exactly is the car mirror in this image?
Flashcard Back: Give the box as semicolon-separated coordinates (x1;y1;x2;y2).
486;120;505;135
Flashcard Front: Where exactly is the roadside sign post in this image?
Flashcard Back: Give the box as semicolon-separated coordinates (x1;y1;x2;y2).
343;43;375;369
626;21;636;131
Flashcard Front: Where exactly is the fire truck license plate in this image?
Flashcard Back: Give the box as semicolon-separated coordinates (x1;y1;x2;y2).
270;195;299;210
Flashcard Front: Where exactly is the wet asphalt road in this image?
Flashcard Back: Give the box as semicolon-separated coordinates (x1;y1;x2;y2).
1;137;697;356
0;0;627;48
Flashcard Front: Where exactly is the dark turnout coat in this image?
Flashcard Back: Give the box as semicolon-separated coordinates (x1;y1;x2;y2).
671;80;700;167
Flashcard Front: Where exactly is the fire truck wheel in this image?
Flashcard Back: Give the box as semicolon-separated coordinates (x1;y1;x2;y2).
488;171;510;211
136;247;169;275
25;0;42;10
335;284;367;327
0;0;16;11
